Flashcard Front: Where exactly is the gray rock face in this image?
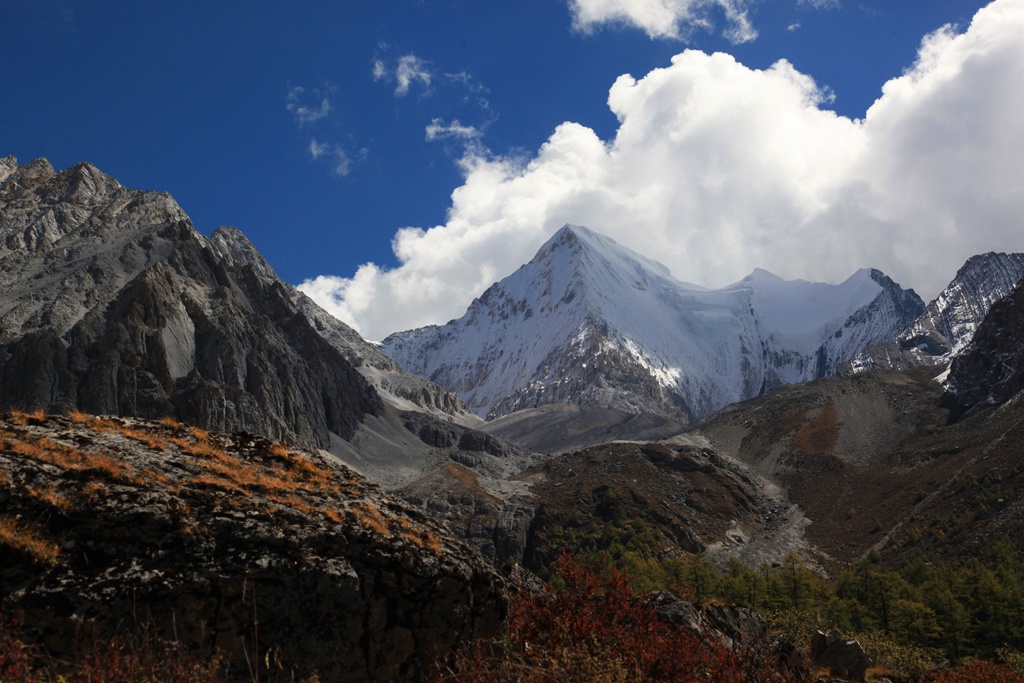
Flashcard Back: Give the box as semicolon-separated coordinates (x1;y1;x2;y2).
208;224;479;427
0;412;507;681
0;157;383;447
842;252;1024;375
946;277;1024;415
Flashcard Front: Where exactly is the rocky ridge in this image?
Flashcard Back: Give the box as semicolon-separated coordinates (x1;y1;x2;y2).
841;252;1024;375
0;410;506;681
0;156;383;448
208;225;478;425
945;275;1024;416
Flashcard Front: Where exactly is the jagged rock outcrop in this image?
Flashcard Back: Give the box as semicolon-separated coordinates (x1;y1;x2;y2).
209;224;479;426
0;157;382;448
841;252;1024;375
383;225;923;422
394;410;537;564
946;276;1024;416
0;411;507;681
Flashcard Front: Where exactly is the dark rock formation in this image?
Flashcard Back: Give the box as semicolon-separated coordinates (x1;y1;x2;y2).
946;277;1024;416
841;252;1024;375
0;156;383;448
644;591;768;653
0;412;507;681
810;629;871;682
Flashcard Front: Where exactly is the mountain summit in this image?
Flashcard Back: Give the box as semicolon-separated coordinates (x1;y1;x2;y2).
0;156;384;446
382;225;924;420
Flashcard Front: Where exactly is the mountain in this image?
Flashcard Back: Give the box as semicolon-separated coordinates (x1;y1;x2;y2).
208;224;479;425
382;224;924;422
0;156;382;447
945;275;1024;417
841;252;1024;375
0;154;542;545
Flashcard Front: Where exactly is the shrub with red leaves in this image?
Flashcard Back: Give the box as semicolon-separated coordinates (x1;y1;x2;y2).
0;609;226;683
439;554;790;683
67;637;225;683
0;614;37;683
933;660;1024;683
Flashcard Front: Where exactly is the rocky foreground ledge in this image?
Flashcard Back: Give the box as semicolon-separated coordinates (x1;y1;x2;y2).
0;410;507;681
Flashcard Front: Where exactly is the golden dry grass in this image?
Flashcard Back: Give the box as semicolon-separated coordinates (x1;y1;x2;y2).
3;411;380;542
0;515;60;564
81;481;109;502
118;427;166;451
351;502;391;536
8;408;45;426
26;484;73;514
7;433;137;483
192;474;252;497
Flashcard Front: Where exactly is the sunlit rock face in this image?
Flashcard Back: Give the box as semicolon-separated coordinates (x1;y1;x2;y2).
842;252;1024;376
0;156;384;447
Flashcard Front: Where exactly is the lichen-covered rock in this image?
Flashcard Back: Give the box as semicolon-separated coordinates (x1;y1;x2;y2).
0;412;507;681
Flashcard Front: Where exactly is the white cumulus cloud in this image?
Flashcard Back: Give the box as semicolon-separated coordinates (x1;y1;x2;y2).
300;0;1024;342
569;0;758;43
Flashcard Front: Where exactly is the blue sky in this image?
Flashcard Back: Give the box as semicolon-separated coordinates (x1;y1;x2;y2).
4;0;1021;340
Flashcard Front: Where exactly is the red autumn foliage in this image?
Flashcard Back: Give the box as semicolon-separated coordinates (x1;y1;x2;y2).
933;660;1024;683
438;554;792;682
0;610;226;683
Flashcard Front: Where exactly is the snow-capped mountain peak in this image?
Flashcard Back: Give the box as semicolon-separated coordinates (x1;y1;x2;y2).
842;252;1024;375
383;224;924;421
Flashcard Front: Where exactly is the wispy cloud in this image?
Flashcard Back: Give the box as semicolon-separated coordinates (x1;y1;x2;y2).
568;0;839;43
308;138;354;177
300;1;1024;341
286;83;363;178
373;53;433;97
425;118;484;143
286;85;332;125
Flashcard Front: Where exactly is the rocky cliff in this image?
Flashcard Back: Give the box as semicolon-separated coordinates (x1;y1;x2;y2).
0;410;506;681
208;224;479;426
841;252;1024;375
945;276;1024;416
0;156;382;448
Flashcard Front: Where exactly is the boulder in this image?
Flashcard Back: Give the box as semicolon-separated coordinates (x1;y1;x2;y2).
810;629;871;682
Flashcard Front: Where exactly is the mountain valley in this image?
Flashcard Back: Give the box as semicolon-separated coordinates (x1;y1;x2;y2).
5;155;1024;680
